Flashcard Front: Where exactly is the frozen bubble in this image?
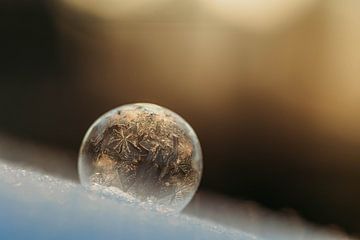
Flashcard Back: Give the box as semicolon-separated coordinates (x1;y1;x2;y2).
78;103;203;212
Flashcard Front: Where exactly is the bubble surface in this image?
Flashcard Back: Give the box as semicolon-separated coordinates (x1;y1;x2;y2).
79;103;202;212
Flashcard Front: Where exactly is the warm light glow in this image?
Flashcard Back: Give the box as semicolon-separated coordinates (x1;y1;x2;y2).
202;0;318;31
61;0;171;19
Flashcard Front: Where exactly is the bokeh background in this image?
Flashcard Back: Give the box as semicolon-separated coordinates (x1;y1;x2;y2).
0;0;359;236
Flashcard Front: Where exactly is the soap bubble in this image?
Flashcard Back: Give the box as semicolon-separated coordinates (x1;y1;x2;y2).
79;103;202;212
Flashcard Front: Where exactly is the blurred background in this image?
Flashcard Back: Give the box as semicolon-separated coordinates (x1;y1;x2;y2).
0;0;359;237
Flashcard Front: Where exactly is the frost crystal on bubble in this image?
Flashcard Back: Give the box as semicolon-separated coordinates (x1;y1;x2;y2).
79;103;202;212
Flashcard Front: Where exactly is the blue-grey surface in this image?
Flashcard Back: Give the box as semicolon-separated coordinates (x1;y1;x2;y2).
0;159;355;240
0;161;257;240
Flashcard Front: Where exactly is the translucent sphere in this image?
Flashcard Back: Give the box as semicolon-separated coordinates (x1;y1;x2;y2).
79;103;202;212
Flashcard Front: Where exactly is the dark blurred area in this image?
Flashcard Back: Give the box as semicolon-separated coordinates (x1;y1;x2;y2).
0;0;359;236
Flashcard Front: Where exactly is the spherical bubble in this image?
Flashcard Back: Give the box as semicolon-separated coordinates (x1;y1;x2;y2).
78;103;202;212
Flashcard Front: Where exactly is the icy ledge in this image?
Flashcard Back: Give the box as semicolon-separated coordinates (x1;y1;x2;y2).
0;161;355;240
